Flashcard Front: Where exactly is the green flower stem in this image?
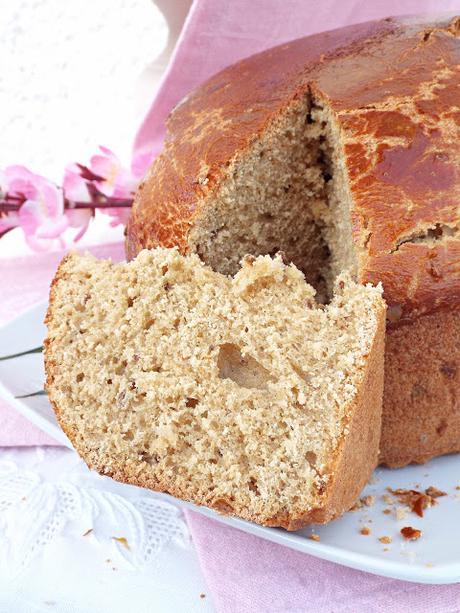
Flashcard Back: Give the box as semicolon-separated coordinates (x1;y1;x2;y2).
15;389;47;399
0;346;43;361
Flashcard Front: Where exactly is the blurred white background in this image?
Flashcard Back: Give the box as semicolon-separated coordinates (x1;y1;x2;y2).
0;0;192;257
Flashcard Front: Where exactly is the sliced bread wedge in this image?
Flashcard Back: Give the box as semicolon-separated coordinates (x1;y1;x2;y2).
45;248;385;529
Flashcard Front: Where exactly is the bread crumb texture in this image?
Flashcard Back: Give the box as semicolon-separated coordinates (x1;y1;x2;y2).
45;248;384;529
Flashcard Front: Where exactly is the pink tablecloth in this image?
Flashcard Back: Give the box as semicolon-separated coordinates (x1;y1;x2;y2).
186;511;460;613
3;0;460;610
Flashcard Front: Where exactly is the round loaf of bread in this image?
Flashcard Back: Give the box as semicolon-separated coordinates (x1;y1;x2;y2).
127;15;460;467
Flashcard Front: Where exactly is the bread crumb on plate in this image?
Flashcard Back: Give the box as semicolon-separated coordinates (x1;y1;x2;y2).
400;527;422;541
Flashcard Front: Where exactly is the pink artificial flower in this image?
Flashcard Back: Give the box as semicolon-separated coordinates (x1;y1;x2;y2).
0;166;68;251
18;179;69;251
0;166;39;235
103;206;131;228
63;164;93;241
90;146;138;198
88;146;144;227
63;163;90;201
0;211;20;236
0;145;155;248
1;165;42;199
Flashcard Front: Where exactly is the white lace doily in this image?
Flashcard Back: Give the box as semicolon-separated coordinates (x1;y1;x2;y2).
0;447;213;612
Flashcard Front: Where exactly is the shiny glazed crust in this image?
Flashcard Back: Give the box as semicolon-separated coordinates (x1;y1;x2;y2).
127;15;460;466
127;14;460;322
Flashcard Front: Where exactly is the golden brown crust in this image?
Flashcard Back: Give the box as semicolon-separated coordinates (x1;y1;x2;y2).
44;254;73;438
127;14;460;323
315;21;460;322
380;307;460;468
126;17;397;259
279;303;386;530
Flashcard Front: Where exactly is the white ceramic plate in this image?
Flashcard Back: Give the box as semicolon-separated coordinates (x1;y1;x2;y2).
1;303;460;585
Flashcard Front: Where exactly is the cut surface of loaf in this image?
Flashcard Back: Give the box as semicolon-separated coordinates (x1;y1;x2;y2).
45;248;385;529
127;15;460;466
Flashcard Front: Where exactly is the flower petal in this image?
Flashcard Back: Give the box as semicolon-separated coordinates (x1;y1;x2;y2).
66;207;92;229
0;212;20;232
18;200;43;234
35;215;69;239
2;166;54;201
101;207;131;227
40;183;65;219
63;165;90;201
23;235;53;252
98;145;117;158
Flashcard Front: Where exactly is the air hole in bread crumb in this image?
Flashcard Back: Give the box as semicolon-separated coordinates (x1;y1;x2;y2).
249;478;260;495
186;397;199;408
258;212;274;222
161;265;168;275
213;498;234;513
140;452;158;464
123;430;134;441
76;373;84;383
305;451;317;468
144;319;155;330
217;343;273;389
291;363;311;383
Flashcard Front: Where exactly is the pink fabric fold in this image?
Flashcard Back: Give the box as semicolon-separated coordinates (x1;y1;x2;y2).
185;510;460;612
134;0;460;156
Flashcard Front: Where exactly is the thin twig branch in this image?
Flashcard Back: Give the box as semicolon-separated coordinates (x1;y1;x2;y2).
0;197;133;213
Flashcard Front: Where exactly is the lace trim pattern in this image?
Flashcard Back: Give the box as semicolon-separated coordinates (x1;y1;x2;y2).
0;457;189;578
